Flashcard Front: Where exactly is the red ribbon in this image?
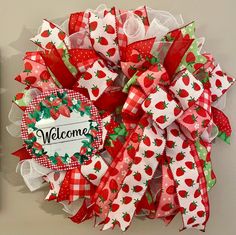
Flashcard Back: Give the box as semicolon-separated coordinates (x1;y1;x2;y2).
40;45;77;89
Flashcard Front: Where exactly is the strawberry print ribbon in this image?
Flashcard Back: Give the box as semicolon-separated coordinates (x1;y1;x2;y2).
166;123;208;230
102;120;166;230
9;4;235;233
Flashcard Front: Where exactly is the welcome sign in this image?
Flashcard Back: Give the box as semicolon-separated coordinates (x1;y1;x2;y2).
21;89;102;170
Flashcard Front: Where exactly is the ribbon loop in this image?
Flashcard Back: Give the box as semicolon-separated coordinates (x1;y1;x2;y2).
166;123;208;230
169;69;204;110
142;85;183;129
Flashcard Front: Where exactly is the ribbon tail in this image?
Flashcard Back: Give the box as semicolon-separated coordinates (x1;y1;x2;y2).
102;120;166;231
166;123;208;230
12;147;32;161
70;199;93;224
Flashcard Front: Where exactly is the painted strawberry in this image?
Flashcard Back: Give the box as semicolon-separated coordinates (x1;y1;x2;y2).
176;167;185;176
154;138;163;146
15;75;22;82
189;201;197;211
155;101;168;110
161;203;173;211
90;38;95;46
45;42;54;49
131;132;140;143
194;63;203;71
111;203;119;212
94;161;101;172
143;136;151;146
95;70;106;78
99;188;109;202
160;72;169;83
177;89;189;98
145;165;153;176
97;36;108;45
215;79;222;88
80;147;87;155
127;65;137;77
106;78;113;86
188;97;196;107
122;183;130;193
179;190;189;198
156;115;168;124
133;172;141;181
197;210;205;217
40;70;51;81
144;150;154;158
92;85;99;97
227;76;234;83
122;196;132;204
58;31;66;40
49;22;56;29
132;185;143;192
211;94;218;102
182;74;190;86
183;114;197;124
50;109;59;120
82;71;92;80
144;98;151;108
186;52;196;64
176;152;185;161
194;189;201;198
123;212;131;222
48;194;57;201
127;145;136;158
195;106;207;118
182;140;189;149
109;179;118;193
105;24;115;34
170;129;180;137
94;204;102;214
59;105;70;117
166;140;176;149
41;30;51;37
87;173;97;180
192;82;201;91
185;161;195;169
15;93;24;100
89;21;98;31
144;74;155;88
216;70;224;76
185;178;195;187
133;156;142;164
187;216;196;225
139;116;149;128
174;105;182;116
25;76;37;84
106;48;116;57
166;185;176;195
24;62;33;73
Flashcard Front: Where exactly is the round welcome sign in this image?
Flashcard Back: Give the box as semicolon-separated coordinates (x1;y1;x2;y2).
21;89;102;170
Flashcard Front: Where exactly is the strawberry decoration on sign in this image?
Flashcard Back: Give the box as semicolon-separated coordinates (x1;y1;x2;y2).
8;4;235;233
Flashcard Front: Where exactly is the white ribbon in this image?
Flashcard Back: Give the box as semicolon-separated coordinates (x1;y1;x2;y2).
16;159;52;191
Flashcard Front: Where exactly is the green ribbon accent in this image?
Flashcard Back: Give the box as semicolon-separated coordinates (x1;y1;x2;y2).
218;131;231;144
195;140;216;191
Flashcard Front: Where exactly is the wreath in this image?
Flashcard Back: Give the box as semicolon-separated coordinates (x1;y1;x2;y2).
8;5;235;231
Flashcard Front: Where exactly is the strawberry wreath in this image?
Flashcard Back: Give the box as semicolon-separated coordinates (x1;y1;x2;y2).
8;5;235;232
